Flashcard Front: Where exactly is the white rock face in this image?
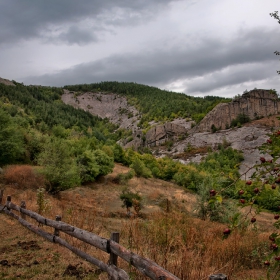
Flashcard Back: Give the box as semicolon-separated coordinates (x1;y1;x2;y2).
62;90;139;130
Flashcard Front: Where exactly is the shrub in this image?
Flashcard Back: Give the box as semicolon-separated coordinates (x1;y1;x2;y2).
120;188;142;216
114;169;135;185
37;139;81;192
4;165;45;189
130;157;152;178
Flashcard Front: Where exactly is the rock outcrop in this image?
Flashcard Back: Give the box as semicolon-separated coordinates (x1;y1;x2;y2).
123;120;193;149
195;89;280;132
0;77;15;86
145;122;188;147
61;90;139;130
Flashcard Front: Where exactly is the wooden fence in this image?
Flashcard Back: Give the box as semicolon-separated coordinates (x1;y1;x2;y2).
0;190;227;280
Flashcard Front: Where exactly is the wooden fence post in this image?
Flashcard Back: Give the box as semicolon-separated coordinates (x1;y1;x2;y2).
20;201;26;219
209;274;227;280
109;232;119;266
54;215;61;236
0;189;3;205
6;195;11;210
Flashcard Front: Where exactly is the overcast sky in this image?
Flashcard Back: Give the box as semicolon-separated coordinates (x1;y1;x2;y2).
0;0;279;97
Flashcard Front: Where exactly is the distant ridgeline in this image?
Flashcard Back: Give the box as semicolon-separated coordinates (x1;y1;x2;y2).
64;81;231;125
195;89;280;132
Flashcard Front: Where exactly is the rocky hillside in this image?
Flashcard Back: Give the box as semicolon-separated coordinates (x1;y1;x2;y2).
60;88;280;177
62;89;140;130
195;89;280;132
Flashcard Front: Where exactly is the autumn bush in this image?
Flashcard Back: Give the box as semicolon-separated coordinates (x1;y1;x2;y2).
4;165;46;189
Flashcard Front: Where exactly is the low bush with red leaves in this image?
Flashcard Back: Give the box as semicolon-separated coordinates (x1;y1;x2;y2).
4;165;46;189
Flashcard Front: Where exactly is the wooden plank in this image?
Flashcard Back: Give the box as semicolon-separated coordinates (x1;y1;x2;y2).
109;232;119;266
66;227;108;253
2;207;54;242
54;215;61;236
6;195;11;210
53;235;129;280
8;202;109;252
110;241;179;280
2;207;129;280
8;202;74;231
6;200;179;279
20;201;26;219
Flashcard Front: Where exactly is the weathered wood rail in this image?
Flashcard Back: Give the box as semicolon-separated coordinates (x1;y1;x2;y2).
0;190;227;280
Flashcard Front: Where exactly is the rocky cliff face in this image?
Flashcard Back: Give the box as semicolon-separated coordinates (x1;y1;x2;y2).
195;89;280;132
62;90;140;130
145;122;188;147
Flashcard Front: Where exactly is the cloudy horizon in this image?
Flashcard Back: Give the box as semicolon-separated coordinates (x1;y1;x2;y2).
0;0;279;97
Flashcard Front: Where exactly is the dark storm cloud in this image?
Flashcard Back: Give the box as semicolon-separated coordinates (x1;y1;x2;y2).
23;27;280;93
0;0;179;45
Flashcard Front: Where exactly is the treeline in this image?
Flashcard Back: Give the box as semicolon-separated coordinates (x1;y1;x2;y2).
64;82;231;126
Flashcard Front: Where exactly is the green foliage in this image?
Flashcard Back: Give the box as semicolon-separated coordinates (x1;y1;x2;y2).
198;147;243;178
230;114;250;127
115;169;135;185
78;149;114;183
194;180;238;223
130;157;152;178
37;138;81;192
112;144;126;163
120;188;142;215
0;108;24;165
211;124;218;133
0;83;117;141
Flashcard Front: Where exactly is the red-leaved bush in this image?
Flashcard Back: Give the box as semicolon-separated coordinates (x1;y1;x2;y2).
4;165;46;189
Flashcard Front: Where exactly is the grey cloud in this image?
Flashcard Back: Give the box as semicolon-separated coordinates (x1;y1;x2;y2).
0;0;180;45
185;63;277;93
22;27;280;94
49;26;98;45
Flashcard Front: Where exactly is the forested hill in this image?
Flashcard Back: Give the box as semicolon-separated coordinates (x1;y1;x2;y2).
0;81;117;136
0;79;241;196
64;81;231;124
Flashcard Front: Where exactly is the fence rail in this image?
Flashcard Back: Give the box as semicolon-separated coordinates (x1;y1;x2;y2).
0;190;227;280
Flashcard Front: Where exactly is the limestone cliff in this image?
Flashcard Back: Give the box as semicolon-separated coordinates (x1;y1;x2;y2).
145;122;188;147
195;89;280;132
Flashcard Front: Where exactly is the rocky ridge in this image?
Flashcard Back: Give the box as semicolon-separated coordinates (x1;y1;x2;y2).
195;89;280;132
60;88;280;177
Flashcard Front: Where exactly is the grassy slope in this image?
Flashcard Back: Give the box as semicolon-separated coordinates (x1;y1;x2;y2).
0;164;273;280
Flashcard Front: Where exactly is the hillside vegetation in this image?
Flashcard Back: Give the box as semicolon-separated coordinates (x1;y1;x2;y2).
64;81;231;126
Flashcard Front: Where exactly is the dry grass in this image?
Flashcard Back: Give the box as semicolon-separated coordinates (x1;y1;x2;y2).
0;164;274;279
